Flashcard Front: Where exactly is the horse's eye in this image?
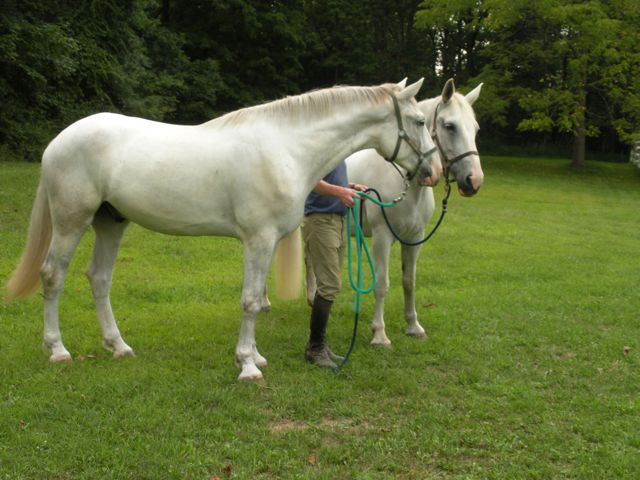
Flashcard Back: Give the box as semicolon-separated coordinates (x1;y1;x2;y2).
444;123;456;132
417;119;426;127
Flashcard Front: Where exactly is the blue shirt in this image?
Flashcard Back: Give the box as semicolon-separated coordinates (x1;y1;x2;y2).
304;162;349;216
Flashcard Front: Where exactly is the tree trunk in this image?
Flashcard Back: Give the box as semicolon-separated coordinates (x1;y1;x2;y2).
570;67;588;169
571;124;586;169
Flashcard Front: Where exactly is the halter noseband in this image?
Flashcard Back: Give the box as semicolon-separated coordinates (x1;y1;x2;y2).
430;101;479;182
384;93;437;181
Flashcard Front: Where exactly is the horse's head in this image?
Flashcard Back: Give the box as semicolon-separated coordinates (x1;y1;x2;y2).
425;79;483;197
378;79;442;187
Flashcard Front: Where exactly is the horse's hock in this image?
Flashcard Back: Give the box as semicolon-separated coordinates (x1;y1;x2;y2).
631;141;640;168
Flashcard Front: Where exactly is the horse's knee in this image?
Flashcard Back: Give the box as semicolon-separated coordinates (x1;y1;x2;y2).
86;269;110;297
402;275;414;292
241;297;263;315
374;281;389;298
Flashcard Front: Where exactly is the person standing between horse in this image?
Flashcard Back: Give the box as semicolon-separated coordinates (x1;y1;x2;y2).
303;162;367;368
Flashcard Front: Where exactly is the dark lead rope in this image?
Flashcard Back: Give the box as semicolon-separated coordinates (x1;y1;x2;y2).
366;177;453;247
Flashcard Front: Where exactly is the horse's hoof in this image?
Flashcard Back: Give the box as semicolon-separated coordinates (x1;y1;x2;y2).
238;364;263;381
370;338;392;348
114;348;136;359
406;329;427;339
49;352;72;363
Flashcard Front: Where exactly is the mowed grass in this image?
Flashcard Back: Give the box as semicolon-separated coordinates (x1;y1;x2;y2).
0;157;639;479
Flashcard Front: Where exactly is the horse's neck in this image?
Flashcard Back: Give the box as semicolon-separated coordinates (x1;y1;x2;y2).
285;110;388;191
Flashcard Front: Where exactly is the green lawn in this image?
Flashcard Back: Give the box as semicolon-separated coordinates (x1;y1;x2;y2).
1;157;639;479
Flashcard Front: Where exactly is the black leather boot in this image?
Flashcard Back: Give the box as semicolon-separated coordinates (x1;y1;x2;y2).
305;294;343;368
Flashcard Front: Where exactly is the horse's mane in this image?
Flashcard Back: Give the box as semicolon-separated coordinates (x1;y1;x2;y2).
208;83;401;128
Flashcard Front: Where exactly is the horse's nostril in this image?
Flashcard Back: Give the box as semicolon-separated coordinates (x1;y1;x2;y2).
425;163;433;178
465;174;473;188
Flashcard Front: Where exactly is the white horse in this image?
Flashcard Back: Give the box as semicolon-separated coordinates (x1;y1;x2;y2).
306;78;482;346
5;79;443;381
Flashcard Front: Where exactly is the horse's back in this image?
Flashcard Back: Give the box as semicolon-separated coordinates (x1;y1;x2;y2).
44;113;193;164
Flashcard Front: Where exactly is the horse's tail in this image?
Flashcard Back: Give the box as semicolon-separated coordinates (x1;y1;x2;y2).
273;226;302;300
4;180;52;300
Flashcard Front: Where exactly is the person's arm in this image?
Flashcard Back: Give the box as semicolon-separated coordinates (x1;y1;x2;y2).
312;181;368;208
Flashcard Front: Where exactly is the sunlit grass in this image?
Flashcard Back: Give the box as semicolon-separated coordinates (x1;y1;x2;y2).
1;157;639;478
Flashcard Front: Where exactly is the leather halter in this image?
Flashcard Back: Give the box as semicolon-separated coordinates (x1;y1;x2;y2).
430;101;478;181
384;93;437;181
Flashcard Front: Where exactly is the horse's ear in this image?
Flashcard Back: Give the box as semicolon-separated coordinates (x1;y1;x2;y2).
441;78;455;104
397;78;424;101
397;78;408;88
465;83;483;106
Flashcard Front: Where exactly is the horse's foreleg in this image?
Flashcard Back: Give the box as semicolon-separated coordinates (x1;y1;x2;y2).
236;236;276;381
370;229;393;347
87;212;134;358
401;243;426;338
41;226;90;362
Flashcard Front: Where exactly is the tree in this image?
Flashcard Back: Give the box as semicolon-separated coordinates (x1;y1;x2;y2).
0;0;198;159
415;0;489;84
1;0;638;162
163;0;307;112
511;1;622;168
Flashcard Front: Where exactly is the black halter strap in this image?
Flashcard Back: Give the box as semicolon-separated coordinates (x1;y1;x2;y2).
384;93;437;180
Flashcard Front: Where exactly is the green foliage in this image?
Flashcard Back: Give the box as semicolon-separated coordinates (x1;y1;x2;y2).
416;0;640;161
0;0;639;161
1;158;639;477
0;0;221;160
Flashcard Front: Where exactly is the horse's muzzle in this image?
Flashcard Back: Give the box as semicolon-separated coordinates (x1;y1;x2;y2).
457;174;482;196
419;174;439;187
417;153;442;187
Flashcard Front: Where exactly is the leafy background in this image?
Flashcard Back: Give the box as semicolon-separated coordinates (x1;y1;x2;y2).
1;0;639;164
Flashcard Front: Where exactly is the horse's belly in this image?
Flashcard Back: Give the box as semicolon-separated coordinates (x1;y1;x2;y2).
128;211;236;236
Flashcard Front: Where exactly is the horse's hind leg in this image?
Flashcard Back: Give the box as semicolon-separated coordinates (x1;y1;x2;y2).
401;243;427;338
236;234;279;381
42;220;93;362
87;208;134;358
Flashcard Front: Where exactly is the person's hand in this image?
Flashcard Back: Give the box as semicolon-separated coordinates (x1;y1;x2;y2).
350;183;368;192
336;186;359;208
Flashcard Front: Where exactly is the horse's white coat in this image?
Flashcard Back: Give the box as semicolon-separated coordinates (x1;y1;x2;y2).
315;80;483;346
6;80;441;381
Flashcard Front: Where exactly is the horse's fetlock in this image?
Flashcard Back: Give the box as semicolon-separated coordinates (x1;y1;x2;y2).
43;333;61;348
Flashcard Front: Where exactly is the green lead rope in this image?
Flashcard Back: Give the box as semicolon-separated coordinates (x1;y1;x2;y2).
333;192;398;374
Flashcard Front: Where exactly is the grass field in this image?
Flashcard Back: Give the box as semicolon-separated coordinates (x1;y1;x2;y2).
1;157;639;479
